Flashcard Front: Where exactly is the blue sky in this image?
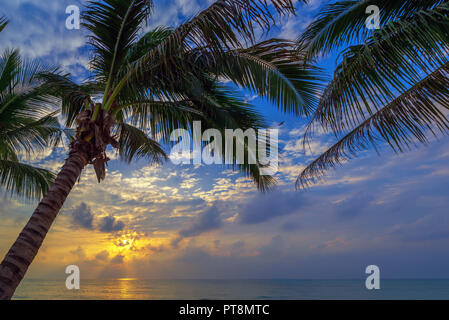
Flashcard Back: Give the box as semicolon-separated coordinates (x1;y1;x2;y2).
1;0;449;280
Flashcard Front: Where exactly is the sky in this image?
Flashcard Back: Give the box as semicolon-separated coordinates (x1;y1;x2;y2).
1;0;449;280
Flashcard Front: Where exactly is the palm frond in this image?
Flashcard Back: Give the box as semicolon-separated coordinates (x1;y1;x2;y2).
103;0;300;110
241;164;277;192
37;72;101;127
116;123;167;163
117;99;200;135
0;51;66;158
117;32;323;117
0;16;8;33
298;61;449;189
82;0;153;96
298;0;446;59
117;81;275;190
2;113;62;155
305;2;449;139
0;160;55;200
116;81;266;138
0;49;21;94
123;26;173;64
183;84;275;191
211;39;323;116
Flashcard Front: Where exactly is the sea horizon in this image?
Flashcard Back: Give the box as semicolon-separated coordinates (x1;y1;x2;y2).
13;278;449;300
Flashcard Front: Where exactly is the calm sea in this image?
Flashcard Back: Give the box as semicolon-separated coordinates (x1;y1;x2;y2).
12;279;449;300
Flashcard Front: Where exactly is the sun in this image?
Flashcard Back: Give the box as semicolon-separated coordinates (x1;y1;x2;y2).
100;230;171;263
108;232;140;259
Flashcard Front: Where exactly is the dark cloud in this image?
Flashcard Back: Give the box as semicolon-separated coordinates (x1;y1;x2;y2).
98;216;125;233
70;246;86;259
71;203;94;230
387;214;449;242
179;206;222;238
281;221;301;232
146;244;165;253
231;240;245;250
238;191;307;225
111;255;125;264
230;240;246;255
69;203;125;233
334;192;374;221
95;250;109;261
172;206;223;247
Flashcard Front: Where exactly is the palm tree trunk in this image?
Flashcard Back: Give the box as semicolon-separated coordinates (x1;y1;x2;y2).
0;147;89;300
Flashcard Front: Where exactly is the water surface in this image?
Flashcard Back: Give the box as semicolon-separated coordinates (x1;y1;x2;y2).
13;279;449;300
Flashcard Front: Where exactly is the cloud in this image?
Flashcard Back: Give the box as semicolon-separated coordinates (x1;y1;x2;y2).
281;221;301;232
277;0;323;39
95;250;109;261
175;0;202;16
333;192;375;221
70;203;94;230
70;245;86;259
387;214;449;242
238;191;307;224
171;206;222;247
98;216;126;233
111;254;125;264
0;0;89;78
70;203;125;233
179;206;222;238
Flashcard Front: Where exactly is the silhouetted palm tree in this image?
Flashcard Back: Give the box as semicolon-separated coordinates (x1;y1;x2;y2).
297;0;449;188
0;18;61;200
0;0;321;299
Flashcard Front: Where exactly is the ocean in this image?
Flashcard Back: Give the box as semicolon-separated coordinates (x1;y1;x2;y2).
12;279;449;300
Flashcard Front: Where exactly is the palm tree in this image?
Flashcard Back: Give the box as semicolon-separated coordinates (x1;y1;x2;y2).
0;19;61;200
296;0;449;188
0;0;322;299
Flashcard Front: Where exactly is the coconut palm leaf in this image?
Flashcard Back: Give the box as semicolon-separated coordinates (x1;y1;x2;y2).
2;113;61;156
298;61;449;188
0;49;63;199
0;16;7;33
298;1;449;188
123;26;173;64
211;39;323;116
116;32;323;118
305;2;449;138
102;0;301;111
116;122;167;163
117;82;274;190
0;53;64;153
183;84;276;191
298;0;447;60
82;0;153;97
0;160;55;200
37;72;102;127
0;49;21;94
